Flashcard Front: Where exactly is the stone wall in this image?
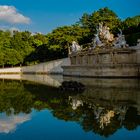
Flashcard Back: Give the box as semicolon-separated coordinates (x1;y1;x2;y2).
21;58;70;74
0;58;70;75
62;64;139;77
62;47;140;77
0;67;21;74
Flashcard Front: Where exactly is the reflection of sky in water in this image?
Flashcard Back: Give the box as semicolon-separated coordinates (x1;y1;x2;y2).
0;109;140;140
0;113;30;133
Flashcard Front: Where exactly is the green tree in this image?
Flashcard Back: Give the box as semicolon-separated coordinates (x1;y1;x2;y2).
79;7;121;39
122;15;140;34
10;31;35;65
3;48;22;66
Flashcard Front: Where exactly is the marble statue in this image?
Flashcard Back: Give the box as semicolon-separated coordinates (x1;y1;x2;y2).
69;41;82;54
92;33;103;48
113;29;127;48
92;23;114;48
98;22;114;42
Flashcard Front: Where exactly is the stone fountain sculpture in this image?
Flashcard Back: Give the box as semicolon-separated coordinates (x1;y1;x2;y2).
98;22;114;42
92;23;114;48
63;22;140;78
69;41;82;54
92;32;103;48
92;23;127;49
113;29;127;48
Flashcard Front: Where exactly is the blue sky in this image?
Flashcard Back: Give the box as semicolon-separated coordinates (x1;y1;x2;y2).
0;0;140;34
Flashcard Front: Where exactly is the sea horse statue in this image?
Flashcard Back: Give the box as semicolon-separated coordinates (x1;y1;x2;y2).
113;29;127;48
92;33;103;48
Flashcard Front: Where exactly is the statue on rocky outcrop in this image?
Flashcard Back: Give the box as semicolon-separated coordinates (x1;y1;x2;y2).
69;41;82;54
113;29;127;48
92;23;114;48
92;33;103;48
98;22;114;43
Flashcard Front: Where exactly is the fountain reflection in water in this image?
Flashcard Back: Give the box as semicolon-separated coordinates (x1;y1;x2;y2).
0;74;140;138
64;76;140;135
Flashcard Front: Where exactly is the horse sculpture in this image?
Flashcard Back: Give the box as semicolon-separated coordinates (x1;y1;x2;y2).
113;29;127;48
92;33;103;48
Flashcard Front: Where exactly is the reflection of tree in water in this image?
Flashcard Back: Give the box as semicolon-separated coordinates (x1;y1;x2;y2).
0;80;140;137
124;107;140;130
0;80;33;115
0;80;80;114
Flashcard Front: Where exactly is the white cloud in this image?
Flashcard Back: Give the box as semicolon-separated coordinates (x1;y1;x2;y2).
0;5;30;24
0;113;30;133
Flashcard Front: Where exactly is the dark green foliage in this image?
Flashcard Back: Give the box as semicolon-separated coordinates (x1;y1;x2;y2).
125;32;140;46
122;16;140;46
0;80;33;114
122;16;140;34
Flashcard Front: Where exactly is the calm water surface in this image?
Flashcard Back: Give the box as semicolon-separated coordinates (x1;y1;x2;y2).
0;75;140;140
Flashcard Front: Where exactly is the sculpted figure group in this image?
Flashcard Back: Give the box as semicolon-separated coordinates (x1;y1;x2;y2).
69;23;128;54
98;22;114;42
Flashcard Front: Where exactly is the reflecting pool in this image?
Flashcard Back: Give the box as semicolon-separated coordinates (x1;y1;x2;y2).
0;75;140;140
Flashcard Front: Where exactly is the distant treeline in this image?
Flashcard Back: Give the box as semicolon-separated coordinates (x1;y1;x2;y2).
0;7;140;67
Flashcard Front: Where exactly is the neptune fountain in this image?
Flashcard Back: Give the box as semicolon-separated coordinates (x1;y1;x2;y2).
63;23;140;77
